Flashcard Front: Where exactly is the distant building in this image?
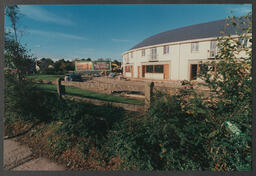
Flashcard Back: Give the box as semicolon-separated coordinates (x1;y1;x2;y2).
122;19;251;81
35;62;40;71
75;60;112;72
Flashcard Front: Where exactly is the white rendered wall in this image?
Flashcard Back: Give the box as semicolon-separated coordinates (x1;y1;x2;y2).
122;35;251;81
125;72;132;77
145;73;164;79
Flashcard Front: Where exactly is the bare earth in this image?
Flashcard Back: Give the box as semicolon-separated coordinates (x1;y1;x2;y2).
4;139;65;171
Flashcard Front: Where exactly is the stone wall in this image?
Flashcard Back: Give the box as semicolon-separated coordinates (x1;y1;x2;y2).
61;80;145;95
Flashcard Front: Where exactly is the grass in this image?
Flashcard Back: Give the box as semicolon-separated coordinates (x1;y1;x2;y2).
27;74;64;81
36;83;144;105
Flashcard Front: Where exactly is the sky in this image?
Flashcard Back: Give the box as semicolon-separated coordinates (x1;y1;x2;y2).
4;4;252;61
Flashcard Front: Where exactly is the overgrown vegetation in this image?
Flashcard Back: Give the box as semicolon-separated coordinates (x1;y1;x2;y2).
104;14;252;170
4;7;251;171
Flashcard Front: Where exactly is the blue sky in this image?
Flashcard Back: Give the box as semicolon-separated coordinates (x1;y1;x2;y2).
5;4;251;61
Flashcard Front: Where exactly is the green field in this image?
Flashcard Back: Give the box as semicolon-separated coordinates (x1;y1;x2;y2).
36;83;144;105
27;74;64;81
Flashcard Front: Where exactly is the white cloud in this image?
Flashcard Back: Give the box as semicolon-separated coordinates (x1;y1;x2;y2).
27;29;87;40
112;38;130;42
19;5;74;26
227;4;251;16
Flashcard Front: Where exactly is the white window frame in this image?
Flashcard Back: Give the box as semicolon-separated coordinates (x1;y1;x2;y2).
191;42;199;52
210;41;217;50
141;49;145;57
163;45;169;54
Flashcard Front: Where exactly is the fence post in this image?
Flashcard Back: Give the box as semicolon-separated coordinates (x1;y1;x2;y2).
56;78;65;99
145;82;154;110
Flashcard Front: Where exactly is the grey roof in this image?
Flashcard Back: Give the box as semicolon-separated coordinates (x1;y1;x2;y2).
130;19;246;50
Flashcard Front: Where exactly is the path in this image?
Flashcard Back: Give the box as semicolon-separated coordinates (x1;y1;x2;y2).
4;139;65;171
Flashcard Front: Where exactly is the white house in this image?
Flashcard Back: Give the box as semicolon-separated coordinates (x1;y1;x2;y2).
122;19;251;81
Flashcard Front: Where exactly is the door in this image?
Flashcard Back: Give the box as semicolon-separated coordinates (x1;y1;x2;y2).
142;65;146;78
164;64;169;80
138;66;140;78
131;65;134;78
190;64;198;80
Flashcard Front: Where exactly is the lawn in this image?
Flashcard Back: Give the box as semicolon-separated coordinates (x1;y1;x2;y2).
27;74;64;81
36;83;144;105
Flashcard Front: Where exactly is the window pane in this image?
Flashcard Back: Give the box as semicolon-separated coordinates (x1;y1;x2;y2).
142;49;145;56
152;48;157;54
163;46;169;54
155;65;163;73
243;39;248;47
210;41;216;50
146;65;153;73
192;42;199;51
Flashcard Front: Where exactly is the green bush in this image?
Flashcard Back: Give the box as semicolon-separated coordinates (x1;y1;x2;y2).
4;72;59;123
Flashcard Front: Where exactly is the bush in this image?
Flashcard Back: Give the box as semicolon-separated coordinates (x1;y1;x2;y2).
4;72;59;123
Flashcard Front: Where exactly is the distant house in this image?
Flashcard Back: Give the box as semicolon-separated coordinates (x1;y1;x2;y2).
122;19;251;81
35;62;40;71
48;65;54;69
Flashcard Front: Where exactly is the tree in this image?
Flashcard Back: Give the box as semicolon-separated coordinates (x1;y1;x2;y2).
5;5;35;79
199;13;252;170
5;5;20;42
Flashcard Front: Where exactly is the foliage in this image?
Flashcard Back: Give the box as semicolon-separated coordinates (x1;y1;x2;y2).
105;14;252;171
53;59;75;74
5;5;20;42
4;11;251;171
5;38;36;77
5;5;36;79
4;73;58;123
47;98;128;156
198;13;252;171
107;88;212;170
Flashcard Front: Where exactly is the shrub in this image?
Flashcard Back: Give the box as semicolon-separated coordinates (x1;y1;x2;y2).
4;72;59;123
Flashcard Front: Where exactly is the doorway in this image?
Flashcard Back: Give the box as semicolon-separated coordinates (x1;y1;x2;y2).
138;66;140;78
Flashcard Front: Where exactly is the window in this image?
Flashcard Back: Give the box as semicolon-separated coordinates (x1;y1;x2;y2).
191;42;199;52
210;41;217;50
146;65;153;73
145;65;163;73
151;48;157;60
238;38;248;48
243;39;248;47
141;49;145;57
125;66;131;72
163;45;169;54
155;65;164;73
125;54;129;63
152;48;157;55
